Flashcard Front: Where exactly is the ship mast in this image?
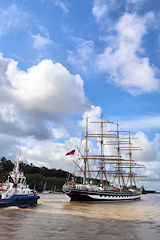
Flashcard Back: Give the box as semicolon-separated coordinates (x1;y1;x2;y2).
82;114;115;186
117;123;121;185
75;114;145;188
119;131;144;188
112;131;144;188
129;131;133;188
84;117;88;185
100;113;104;185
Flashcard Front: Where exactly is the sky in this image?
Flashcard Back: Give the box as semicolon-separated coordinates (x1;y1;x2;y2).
0;0;160;190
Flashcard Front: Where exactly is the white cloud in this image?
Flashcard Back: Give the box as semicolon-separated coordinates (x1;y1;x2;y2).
144;161;160;180
21;140;68;169
0;54;89;142
54;0;68;14
119;115;160;131
0;134;20;159
51;127;69;140
5;58;88;118
0;53;11;86
32;34;52;49
125;1;151;16
0;54;90;171
0;104;18;123
138;159;160;190
0;4;27;35
80;105;102;133
92;0;108;21
97;12;159;95
20;136;83;170
133;131;157;162
67;38;94;71
43;0;69;14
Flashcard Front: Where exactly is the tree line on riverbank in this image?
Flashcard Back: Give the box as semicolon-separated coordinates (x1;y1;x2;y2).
0;157;71;192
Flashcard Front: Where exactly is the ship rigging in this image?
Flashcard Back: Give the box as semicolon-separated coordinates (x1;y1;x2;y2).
63;114;145;202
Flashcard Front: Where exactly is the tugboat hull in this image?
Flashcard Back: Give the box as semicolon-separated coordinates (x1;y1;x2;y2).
0;194;40;208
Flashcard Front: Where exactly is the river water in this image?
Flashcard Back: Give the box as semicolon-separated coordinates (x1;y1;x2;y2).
0;193;160;240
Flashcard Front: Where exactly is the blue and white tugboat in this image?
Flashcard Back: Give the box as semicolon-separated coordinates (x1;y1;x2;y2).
0;152;40;208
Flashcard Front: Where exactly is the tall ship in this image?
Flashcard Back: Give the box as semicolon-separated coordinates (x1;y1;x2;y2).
0;151;40;208
63;114;144;201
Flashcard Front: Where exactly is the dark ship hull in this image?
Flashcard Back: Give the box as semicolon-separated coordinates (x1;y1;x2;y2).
63;185;141;202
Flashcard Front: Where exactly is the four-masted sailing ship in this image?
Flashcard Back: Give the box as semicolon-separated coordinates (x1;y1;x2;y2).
63;114;144;201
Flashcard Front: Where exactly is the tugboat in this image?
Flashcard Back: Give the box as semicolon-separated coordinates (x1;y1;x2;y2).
63;114;144;202
0;152;40;208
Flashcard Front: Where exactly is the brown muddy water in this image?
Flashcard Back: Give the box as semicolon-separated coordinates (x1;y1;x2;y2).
0;193;160;240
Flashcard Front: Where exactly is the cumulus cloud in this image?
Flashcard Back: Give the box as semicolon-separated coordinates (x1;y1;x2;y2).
97;12;159;95
144;161;160;181
0;104;19;125
20;136;84;170
5;58;88;118
51;127;69;140
80;105;102;133
0;53;89;171
133;131;157;162
0;110;51;140
0;134;20;159
0;54;89;142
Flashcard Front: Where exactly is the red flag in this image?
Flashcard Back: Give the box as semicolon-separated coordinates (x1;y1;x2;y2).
65;150;75;156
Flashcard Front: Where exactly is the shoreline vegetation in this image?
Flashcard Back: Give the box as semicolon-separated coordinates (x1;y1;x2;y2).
0;157;71;192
